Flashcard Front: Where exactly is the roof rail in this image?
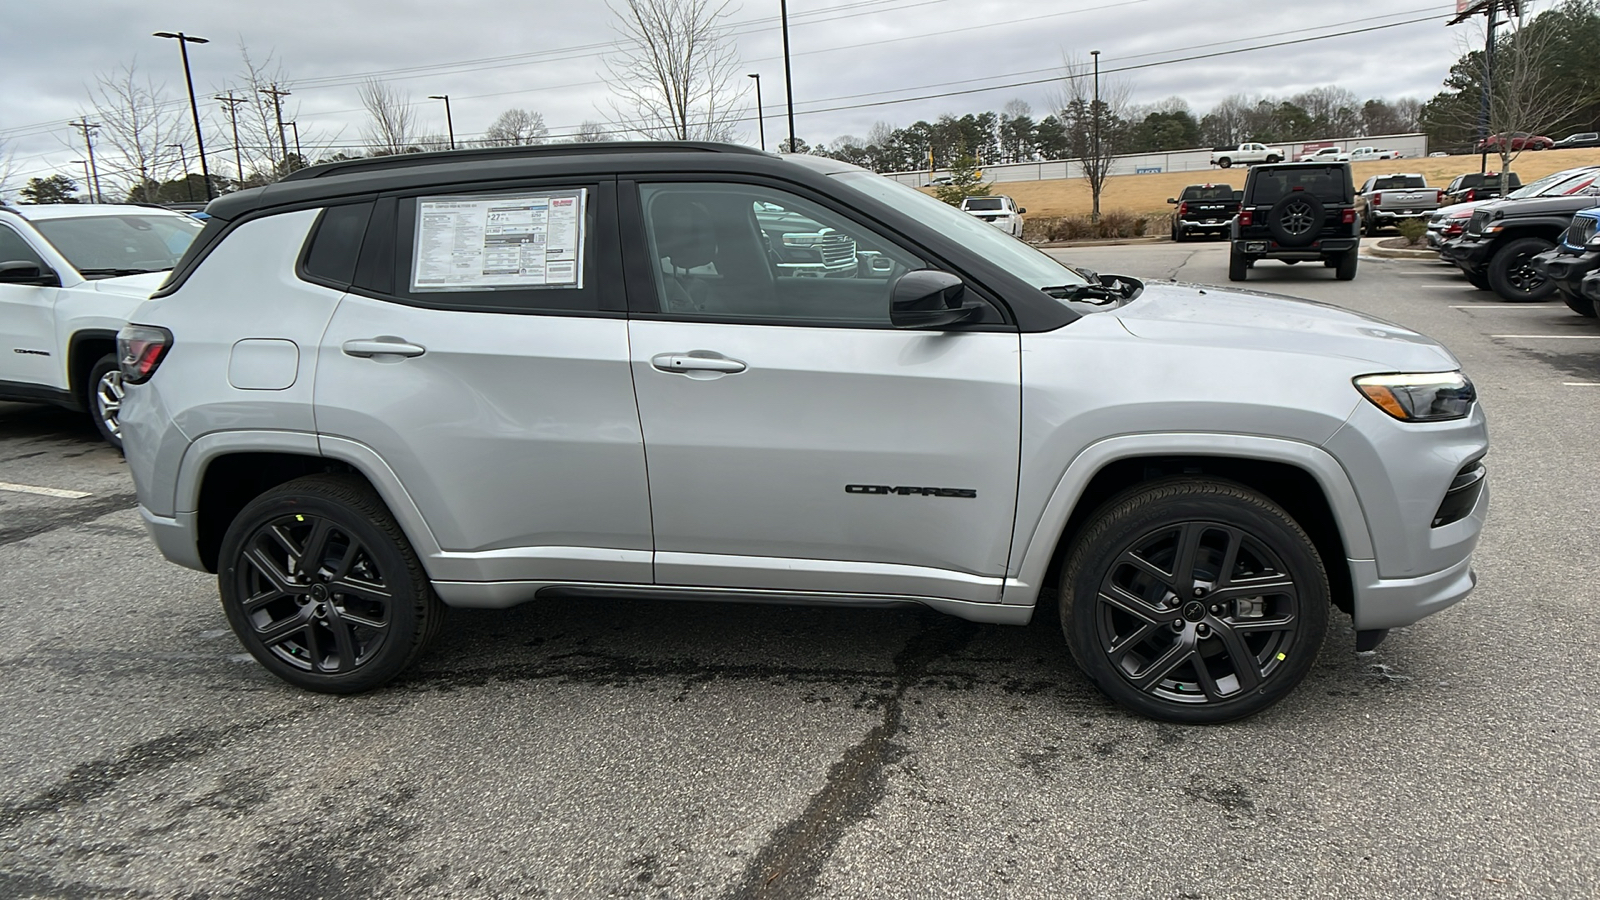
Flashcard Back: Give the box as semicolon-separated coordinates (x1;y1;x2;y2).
281;141;771;182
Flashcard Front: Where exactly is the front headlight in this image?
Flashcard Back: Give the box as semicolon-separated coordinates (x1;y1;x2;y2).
1354;372;1475;421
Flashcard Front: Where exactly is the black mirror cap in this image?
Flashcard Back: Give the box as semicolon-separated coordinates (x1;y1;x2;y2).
1167;197;1178;204
1017;207;1026;214
0;260;59;286
890;270;982;329
1097;272;1145;302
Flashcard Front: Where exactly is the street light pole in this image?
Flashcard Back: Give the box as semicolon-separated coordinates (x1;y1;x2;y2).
1091;49;1101;223
287;122;303;166
167;143;193;201
153;32;213;200
780;0;796;151
428;95;455;149
216;94;247;186
72;160;90;201
747;74;765;150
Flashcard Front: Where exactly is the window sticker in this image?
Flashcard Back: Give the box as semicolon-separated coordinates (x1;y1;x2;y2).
411;189;586;291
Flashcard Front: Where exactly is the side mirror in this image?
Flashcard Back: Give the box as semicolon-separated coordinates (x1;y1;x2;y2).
1097;273;1145;302
1017;207;1026;214
890;270;982;329
1166;197;1177;204
0;260;59;286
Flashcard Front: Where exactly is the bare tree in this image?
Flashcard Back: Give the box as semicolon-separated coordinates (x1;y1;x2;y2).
568;120;615;143
1051;54;1133;222
219;45;341;186
482;108;549;146
604;0;743;140
77;63;187;203
359;78;419;156
1294;86;1362;136
1481;12;1580;190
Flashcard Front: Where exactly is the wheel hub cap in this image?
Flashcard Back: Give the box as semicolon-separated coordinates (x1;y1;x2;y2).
1181;600;1208;622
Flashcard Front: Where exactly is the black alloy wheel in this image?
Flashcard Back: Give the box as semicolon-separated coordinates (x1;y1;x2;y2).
1060;478;1328;723
1487;237;1557;302
218;474;444;692
87;353;124;450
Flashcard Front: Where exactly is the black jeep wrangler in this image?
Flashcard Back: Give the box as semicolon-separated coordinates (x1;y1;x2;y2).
1229;163;1359;281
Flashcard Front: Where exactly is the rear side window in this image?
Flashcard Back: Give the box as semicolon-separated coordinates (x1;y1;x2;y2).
300;201;374;288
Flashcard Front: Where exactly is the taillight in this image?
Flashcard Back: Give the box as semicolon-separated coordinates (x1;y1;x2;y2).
117;325;173;385
1372;191;1383;205
1342;208;1356;225
1465;188;1476;202
1437;189;1444;204
1178;201;1189;217
1239;209;1253;226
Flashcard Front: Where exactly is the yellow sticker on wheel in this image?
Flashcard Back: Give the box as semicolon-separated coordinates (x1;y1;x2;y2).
1276;652;1287;660
296;515;305;522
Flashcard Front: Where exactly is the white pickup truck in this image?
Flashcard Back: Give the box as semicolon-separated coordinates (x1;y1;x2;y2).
1210;143;1285;168
1347;146;1403;162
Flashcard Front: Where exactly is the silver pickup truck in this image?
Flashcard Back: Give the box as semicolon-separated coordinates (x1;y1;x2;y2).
1355;174;1442;236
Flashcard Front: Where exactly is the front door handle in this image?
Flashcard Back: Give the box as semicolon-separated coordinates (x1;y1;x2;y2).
342;337;426;359
650;352;747;375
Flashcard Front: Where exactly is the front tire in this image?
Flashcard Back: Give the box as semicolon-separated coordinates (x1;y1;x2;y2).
1059;478;1329;724
218;474;445;693
1487;237;1556;301
87;353;124;451
1558;287;1597;317
1464;268;1492;291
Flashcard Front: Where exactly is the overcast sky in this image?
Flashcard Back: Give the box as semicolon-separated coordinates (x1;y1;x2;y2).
1;0;1531;191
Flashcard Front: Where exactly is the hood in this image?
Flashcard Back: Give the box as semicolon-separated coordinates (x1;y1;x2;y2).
1477;194;1600;218
90;270;170;299
1434;200;1483;219
1111;281;1459;371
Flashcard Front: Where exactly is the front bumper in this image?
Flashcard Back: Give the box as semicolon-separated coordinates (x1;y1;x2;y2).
1529;248;1600;296
1443;236;1493;273
1349;555;1478;631
1584;269;1600;302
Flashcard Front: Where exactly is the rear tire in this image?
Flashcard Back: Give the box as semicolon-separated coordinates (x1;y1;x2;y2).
1228;245;1248;281
1336;247;1359;281
1487;237;1556;302
218;474;445;693
1217;158;1232;168
1059;478;1329;724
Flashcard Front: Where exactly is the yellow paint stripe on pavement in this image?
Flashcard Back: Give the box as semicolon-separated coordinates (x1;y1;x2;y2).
0;481;92;499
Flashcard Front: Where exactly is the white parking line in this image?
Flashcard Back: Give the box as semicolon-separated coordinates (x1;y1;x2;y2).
0;481;91;499
1450;304;1563;309
1563;382;1600;386
1488;334;1600;339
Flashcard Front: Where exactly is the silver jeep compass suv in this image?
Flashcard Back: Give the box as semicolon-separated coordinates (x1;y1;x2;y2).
119;143;1488;723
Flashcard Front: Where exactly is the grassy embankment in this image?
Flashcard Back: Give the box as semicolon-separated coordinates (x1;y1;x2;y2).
993;148;1600;227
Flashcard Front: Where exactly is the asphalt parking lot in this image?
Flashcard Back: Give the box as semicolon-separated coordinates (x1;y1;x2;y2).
2;243;1596;900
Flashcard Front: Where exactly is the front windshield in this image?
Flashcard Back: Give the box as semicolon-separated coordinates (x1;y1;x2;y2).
834;171;1088;289
32;213;203;277
1503;172;1576;199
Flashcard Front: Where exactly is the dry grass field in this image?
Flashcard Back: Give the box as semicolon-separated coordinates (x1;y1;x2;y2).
991;148;1600;220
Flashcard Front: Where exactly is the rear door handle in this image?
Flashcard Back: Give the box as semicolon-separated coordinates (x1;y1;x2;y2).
650;352;747;375
342;337;426;359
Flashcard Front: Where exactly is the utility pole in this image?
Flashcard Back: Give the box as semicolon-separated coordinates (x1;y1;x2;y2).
428;95;455;149
153;32;214;200
747;74;765;150
780;0;795;152
68;120;102;203
72;160;90;201
1480;20;1499;175
215;93;247;186
167;143;193;201
287;121;302;164
1091;49;1101;223
259;84;292;162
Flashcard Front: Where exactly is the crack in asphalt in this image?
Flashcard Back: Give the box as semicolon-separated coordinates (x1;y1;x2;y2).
722;615;979;900
0;490;138;548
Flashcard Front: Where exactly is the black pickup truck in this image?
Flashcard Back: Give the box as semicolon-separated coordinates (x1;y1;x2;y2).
1167;183;1237;241
1228;162;1359;281
1442;187;1600;300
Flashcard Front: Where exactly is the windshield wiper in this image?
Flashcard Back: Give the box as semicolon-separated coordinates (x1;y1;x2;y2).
1040;283;1117;304
77;267;167;277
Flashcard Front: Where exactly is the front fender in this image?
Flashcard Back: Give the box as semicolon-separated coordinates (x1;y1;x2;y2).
1002;432;1374;608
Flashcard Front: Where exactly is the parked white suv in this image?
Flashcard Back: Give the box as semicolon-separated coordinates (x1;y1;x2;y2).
0;204;202;447
959;195;1025;237
119;143;1488;723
